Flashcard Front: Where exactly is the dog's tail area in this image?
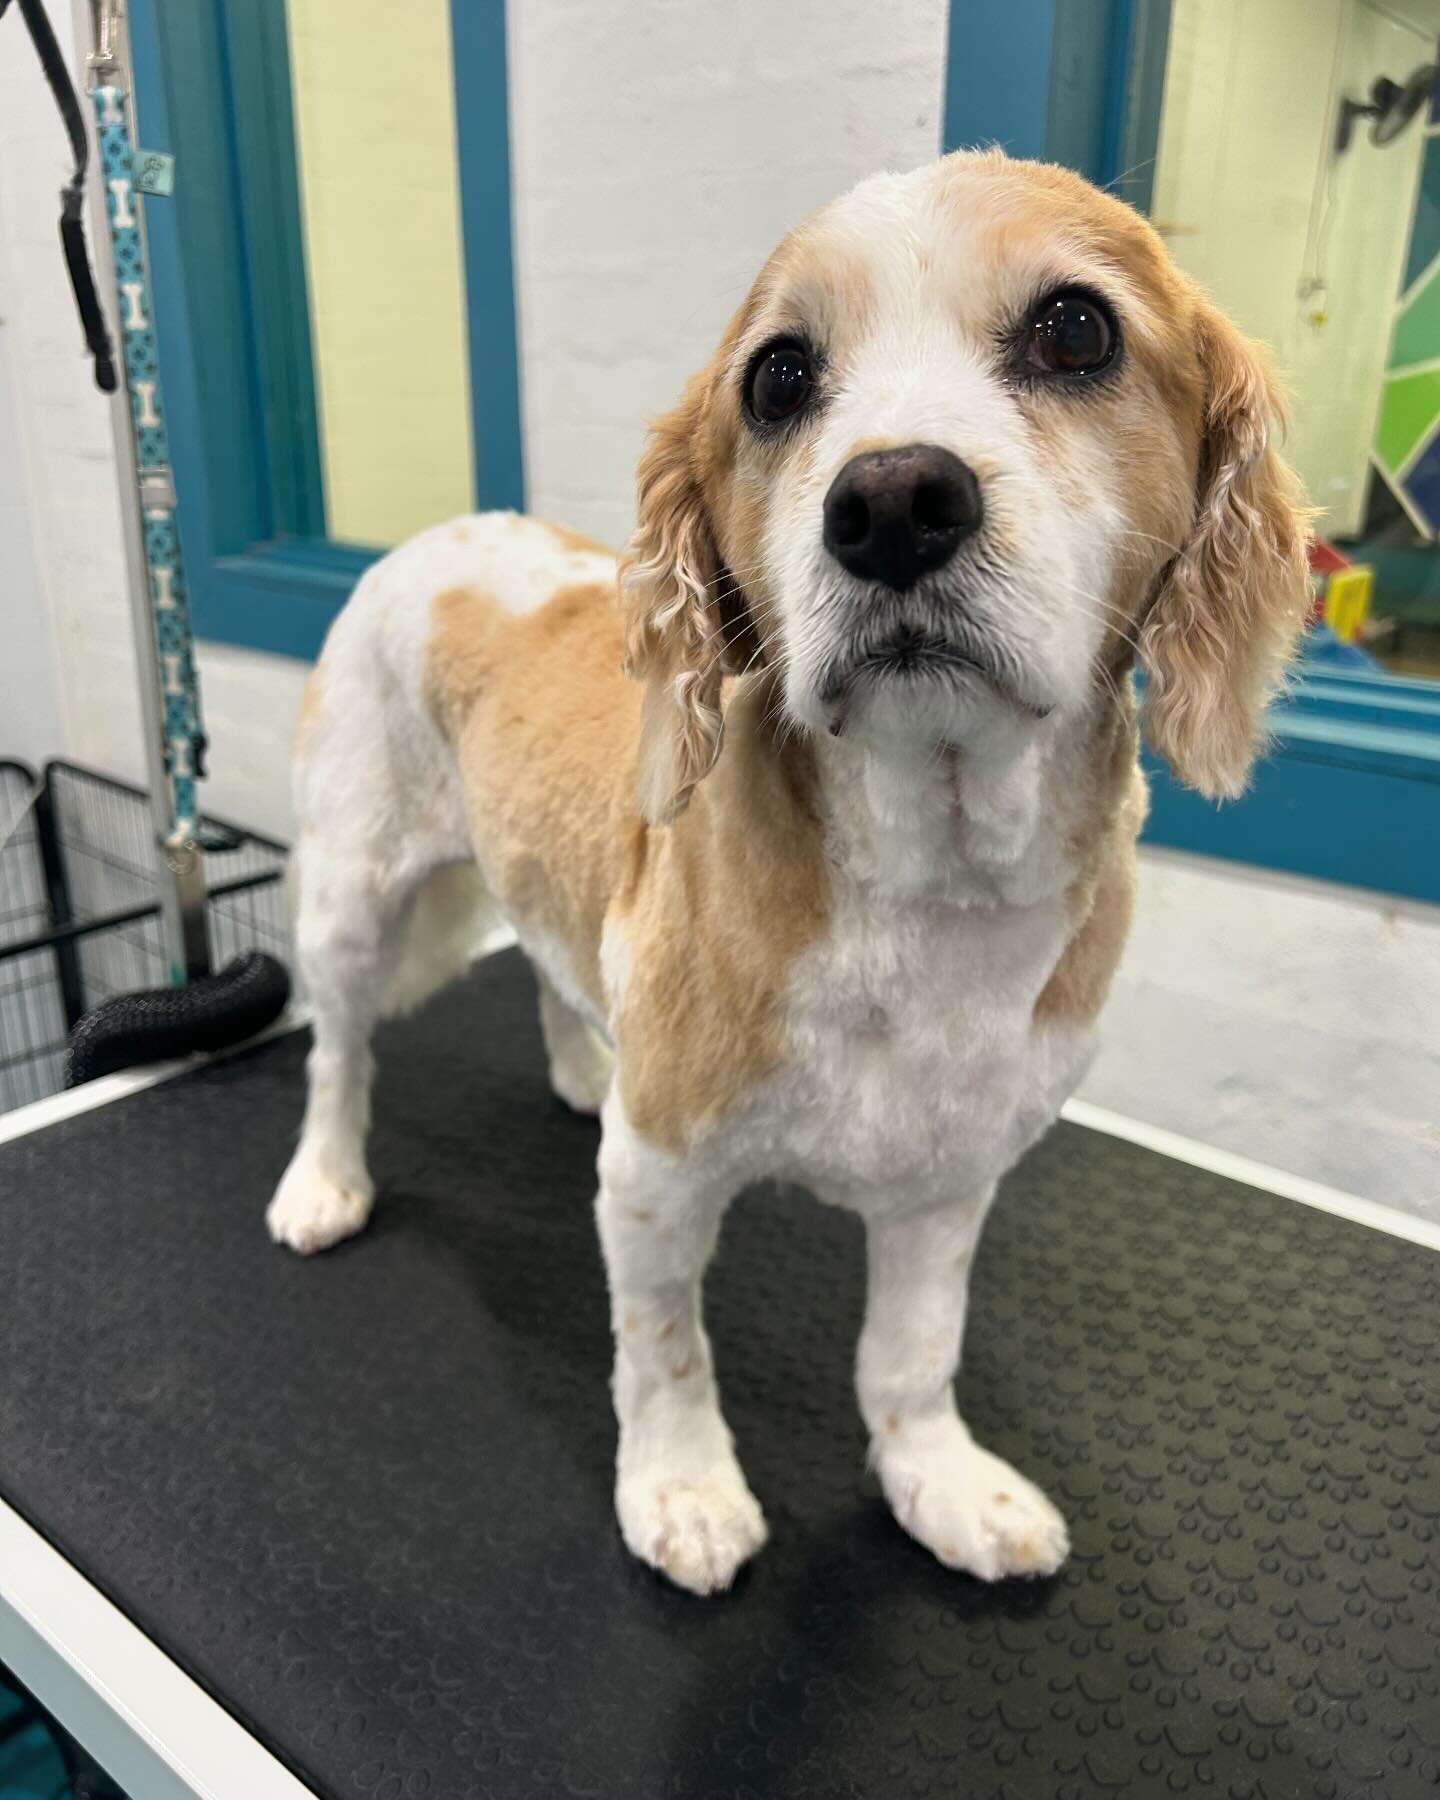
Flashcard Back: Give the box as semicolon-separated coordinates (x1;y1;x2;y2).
379;861;501;1018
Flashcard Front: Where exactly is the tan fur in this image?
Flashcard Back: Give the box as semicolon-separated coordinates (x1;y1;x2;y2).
1035;845;1137;1026
844;433;900;459
1138;300;1314;797
1035;708;1149;1026
545;520;616;558
610;674;827;1150
620;357;743;825
617;233;879;826
427;581;637;1007
759;221;877;355
948;155;1311;781
426;592;829;1150
295;670;324;753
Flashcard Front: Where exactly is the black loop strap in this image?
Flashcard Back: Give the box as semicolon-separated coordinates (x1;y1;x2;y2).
11;0;118;392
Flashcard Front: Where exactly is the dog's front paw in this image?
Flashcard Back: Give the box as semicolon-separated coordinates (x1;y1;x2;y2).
877;1426;1069;1581
616;1457;768;1595
266;1156;374;1254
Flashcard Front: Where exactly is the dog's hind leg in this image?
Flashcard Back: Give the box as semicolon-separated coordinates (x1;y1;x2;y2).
266;835;403;1254
266;543;494;1252
267;843;488;1254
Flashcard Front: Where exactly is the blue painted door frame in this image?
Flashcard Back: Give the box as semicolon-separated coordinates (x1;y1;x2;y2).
126;0;522;662
945;0;1172;210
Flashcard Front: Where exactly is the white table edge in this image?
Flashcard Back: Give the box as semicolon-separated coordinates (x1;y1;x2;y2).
0;1499;316;1799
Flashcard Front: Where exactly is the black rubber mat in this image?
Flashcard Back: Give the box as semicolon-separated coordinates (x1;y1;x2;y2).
2;951;1438;1800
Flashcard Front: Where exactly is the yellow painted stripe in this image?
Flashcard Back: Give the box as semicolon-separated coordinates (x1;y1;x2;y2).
286;0;474;544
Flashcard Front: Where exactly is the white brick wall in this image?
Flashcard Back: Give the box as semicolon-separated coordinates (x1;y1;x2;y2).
0;265;66;770
194;643;311;839
0;0;947;833
509;0;948;546
0;0;128;773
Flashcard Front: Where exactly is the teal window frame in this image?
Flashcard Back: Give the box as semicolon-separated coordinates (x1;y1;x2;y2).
126;0;522;663
945;0;1440;904
944;0;1172;210
128;0;1438;903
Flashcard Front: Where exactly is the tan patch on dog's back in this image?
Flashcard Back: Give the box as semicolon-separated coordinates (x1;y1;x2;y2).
425;584;506;723
544;520;616;558
426;580;636;1007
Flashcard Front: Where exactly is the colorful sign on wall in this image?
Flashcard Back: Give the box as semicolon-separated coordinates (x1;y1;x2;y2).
1373;66;1440;538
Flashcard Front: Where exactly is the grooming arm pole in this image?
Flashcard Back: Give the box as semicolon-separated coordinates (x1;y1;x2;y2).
85;0;208;983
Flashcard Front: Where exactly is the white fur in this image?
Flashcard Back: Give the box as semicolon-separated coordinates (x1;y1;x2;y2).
272;163;1142;1593
586;731;1091;1589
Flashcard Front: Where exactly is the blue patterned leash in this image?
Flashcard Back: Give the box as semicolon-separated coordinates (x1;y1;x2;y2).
90;77;206;851
33;0;294;1054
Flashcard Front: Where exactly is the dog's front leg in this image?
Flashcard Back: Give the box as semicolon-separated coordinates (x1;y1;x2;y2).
595;1114;766;1595
857;1192;1069;1581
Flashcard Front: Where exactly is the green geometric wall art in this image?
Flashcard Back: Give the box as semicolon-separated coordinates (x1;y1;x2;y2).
1376;107;1440;535
1375;366;1440;472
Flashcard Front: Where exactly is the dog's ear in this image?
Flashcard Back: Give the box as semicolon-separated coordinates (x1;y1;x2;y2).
1139;301;1312;799
622;371;734;824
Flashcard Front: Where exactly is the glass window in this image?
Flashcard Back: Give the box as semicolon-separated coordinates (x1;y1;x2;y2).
285;0;474;545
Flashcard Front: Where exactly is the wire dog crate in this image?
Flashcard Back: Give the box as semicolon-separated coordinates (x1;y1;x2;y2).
0;760;288;1115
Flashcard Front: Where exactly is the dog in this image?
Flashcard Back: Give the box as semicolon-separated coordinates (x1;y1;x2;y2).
268;150;1310;1595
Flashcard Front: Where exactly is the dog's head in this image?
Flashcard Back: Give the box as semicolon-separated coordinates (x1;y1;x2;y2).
622;151;1311;823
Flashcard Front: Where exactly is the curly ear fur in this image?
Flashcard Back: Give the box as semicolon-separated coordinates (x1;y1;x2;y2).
622;374;732;824
1140;304;1313;800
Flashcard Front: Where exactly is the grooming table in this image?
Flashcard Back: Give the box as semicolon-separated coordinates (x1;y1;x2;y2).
1;950;1437;1800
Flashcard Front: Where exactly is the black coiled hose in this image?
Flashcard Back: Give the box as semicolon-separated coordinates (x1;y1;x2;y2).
67;950;292;1086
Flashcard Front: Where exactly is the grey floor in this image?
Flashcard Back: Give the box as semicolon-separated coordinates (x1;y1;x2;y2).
1079;850;1440;1225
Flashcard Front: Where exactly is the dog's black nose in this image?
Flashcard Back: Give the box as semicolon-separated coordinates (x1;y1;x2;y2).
822;445;983;591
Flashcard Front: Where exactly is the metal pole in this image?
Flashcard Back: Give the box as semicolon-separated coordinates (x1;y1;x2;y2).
83;0;208;983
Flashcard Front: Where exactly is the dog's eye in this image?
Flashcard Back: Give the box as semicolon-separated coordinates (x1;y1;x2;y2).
746;343;814;424
1026;292;1117;377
